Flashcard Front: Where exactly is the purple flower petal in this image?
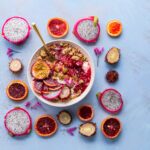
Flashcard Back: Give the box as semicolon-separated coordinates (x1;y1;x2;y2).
25;102;31;107
66;127;77;136
8;52;13;57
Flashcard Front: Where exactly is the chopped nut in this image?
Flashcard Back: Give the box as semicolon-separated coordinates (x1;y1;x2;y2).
76;53;83;58
40;49;47;57
69;51;74;56
62;48;71;54
58;72;64;80
71;56;80;60
79;79;84;84
62;67;68;73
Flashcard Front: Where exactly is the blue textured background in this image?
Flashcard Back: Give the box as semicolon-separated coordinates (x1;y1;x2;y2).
0;0;150;150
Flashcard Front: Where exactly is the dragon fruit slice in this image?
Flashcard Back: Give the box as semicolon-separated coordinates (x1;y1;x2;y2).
42;89;62;101
4;107;32;136
73;16;100;43
97;88;123;114
2;16;31;44
59;86;71;100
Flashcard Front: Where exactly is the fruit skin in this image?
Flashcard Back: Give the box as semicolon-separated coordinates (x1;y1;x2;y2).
77;104;94;122
57;110;72;125
79;122;96;137
6;80;28;101
47;17;69;38
2;16;31;44
73;16;100;43
106;70;119;83
107;20;122;37
34;114;58;137
100;116;122;139
4;107;32;136
105;47;120;64
97;88;123;114
9;59;23;73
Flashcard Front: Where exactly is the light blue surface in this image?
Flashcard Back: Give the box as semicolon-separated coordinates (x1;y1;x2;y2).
0;0;150;150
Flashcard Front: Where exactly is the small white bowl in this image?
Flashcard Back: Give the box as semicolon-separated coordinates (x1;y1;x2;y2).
27;40;95;107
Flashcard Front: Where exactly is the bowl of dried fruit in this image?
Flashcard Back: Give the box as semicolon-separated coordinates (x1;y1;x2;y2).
27;40;95;107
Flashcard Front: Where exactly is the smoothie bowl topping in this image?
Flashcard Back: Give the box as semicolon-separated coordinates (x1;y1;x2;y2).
28;40;94;107
79;122;96;137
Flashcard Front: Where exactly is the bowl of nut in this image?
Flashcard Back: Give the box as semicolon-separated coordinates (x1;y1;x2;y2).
27;40;95;107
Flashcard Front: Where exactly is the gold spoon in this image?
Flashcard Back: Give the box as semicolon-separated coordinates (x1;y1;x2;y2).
32;23;55;61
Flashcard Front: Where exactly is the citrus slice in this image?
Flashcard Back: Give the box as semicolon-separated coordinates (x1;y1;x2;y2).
101;117;122;139
6;80;28;101
97;88;123;114
47;18;69;38
34;115;58;137
107;20;122;37
77;104;94;122
4;107;32;136
31;60;50;80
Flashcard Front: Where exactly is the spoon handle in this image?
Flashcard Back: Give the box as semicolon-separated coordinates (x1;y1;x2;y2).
32;23;48;50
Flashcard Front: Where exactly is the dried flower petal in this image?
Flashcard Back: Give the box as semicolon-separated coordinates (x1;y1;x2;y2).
25;101;31;107
66;127;77;136
94;47;104;66
7;48;20;58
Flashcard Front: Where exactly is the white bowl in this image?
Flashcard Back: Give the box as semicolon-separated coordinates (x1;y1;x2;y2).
27;40;95;107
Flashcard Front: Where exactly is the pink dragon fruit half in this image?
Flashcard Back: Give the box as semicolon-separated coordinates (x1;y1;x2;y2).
4;107;32;136
2;16;31;44
73;16;100;43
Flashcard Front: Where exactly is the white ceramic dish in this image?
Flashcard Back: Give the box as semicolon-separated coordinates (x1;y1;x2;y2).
27;40;95;107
